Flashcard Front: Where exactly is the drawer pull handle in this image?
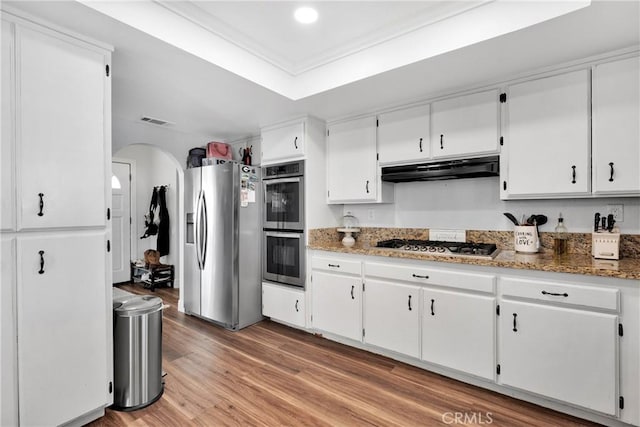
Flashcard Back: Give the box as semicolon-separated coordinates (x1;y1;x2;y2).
294;136;298;149
542;290;568;297
38;250;45;274
328;264;340;268
365;180;370;194
38;193;44;216
512;313;518;332
408;295;412;311
295;299;299;312
419;137;423;153
440;134;444;150
430;299;435;316
412;274;429;279
571;165;576;184
350;285;355;300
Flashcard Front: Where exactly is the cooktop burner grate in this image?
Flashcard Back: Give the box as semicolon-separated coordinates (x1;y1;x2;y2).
375;239;499;258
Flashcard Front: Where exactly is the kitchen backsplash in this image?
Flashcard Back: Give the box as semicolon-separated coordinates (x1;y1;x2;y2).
309;227;640;259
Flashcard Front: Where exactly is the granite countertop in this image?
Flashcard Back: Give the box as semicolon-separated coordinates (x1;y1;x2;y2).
308;241;640;280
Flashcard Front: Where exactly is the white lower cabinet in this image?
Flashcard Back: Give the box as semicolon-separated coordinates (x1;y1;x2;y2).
1;237;17;427
312;270;362;342
17;232;109;427
363;279;420;358
422;288;496;380
262;282;305;328
499;300;618;416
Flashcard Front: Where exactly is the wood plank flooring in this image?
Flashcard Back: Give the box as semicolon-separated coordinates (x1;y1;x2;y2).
89;284;599;426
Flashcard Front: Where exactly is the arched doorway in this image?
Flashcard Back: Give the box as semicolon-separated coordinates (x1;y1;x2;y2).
113;143;185;311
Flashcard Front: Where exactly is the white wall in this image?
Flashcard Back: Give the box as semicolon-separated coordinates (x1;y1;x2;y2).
344;178;640;234
116;144;181;287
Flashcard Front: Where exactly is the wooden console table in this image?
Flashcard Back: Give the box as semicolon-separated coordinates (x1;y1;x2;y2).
130;262;174;291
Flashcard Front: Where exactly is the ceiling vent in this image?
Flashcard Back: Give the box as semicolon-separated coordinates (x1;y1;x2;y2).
140;116;173;126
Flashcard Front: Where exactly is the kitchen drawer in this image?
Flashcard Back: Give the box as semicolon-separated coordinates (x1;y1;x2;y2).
365;262;495;294
311;256;361;275
500;277;619;311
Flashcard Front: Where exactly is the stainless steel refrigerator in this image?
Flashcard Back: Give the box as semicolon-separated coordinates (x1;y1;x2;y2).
184;160;262;330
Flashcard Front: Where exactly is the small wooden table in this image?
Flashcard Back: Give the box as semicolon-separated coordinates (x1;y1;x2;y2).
130;262;174;291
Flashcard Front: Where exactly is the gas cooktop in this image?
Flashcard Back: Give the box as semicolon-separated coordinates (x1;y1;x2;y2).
375;239;499;259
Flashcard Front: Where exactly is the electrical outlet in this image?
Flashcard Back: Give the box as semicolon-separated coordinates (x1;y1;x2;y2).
607;204;624;222
367;209;375;221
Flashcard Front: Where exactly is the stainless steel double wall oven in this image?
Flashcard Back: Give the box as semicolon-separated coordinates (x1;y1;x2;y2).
262;160;305;288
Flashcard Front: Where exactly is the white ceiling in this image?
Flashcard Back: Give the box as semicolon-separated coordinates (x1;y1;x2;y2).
2;1;639;158
77;0;592;99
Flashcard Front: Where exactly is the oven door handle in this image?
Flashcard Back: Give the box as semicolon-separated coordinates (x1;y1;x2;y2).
264;232;302;239
264;177;302;185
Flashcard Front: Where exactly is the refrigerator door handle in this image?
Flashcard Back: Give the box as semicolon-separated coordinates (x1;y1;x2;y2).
201;191;208;269
195;190;204;270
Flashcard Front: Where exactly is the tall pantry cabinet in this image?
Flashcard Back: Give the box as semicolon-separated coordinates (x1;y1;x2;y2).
1;10;113;426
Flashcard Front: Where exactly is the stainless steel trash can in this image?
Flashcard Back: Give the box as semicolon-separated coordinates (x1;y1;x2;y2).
112;295;164;411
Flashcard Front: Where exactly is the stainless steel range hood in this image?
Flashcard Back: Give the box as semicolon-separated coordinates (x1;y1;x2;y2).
381;156;499;183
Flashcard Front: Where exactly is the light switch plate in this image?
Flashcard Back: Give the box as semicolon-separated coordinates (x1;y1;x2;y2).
429;229;466;242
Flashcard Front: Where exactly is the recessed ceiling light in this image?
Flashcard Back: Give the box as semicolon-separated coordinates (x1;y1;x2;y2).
294;7;318;24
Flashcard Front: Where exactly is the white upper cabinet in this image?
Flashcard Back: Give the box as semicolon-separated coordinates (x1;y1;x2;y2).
2;21;15;232
431;89;500;159
261;120;305;165
592;56;640;195
327;116;394;204
17;25;107;229
502;69;590;198
377;104;430;165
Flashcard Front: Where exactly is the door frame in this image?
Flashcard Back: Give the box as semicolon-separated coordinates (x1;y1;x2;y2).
112;157;136;283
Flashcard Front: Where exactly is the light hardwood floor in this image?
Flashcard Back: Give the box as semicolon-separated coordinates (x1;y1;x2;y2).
89;284;599;426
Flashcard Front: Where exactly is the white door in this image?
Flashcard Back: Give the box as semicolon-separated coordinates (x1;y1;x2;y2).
422;288;496;380
111;161;131;283
327;117;377;203
503;70;590;197
312;271;362;341
592;56;640;195
1;237;18;427
1;21;15;232
261;122;304;165
262;282;305;328
377;104;431;165
431;89;499;159
499;300;618;415
17;25;106;230
363;279;420;358
17;232;108;426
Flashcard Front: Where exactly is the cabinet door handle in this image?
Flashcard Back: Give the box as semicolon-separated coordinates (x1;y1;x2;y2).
430;299;435;316
408;295;412;311
38;250;45;274
419;137;423;153
294;136;298;149
328;263;340;268
512;313;518;332
608;162;614;182
365;180;370;194
412;274;429;279
571;165;576;184
295;299;299;312
440;134;444;150
541;290;568;297
38;193;44;216
350;285;355;300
